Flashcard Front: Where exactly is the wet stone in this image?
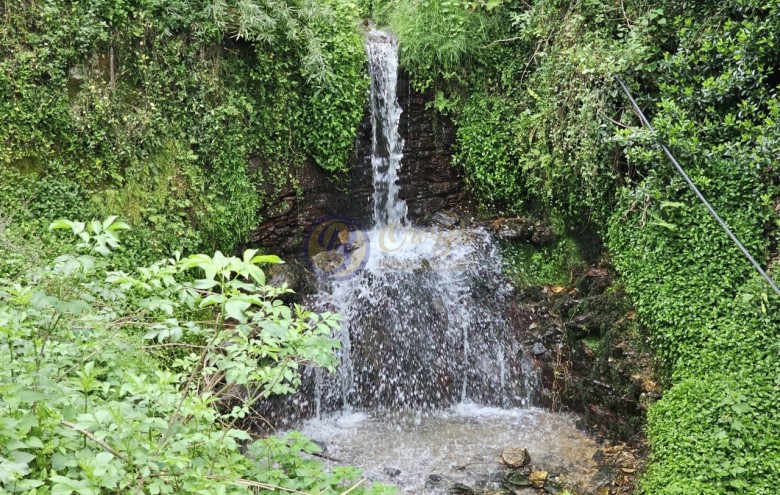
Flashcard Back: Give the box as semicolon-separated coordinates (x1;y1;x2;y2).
431;210;459;228
592;466;616;488
383;466;401;478
501;448;531;468
310;250;344;274
529;470;548;488
505;471;532;487
449;483;477;495
427;474;445;487
532;342;548;357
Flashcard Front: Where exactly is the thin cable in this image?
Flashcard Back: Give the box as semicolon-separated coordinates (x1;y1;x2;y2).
616;77;780;297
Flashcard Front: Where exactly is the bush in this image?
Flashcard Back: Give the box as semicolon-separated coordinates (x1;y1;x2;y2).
0;219;392;494
0;0;368;256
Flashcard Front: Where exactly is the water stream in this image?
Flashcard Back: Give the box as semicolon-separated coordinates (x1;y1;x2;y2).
297;30;600;493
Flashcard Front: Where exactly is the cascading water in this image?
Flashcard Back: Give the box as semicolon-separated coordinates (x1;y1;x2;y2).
291;31;601;495
311;30;537;413
367;30;407;227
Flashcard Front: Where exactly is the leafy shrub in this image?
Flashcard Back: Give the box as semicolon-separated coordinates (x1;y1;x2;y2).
298;0;370;174
0;0;368;256
382;0;499;91
501;237;582;287
0;219;391;494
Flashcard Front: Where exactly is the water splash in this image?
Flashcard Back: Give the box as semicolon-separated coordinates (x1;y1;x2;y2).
309;31;539;413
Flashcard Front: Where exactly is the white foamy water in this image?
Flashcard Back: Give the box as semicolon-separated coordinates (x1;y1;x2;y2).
312;224;538;413
367;29;407;226
299;404;600;494
309;31;539;413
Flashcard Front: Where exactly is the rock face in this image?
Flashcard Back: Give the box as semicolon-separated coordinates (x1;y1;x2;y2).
249;71;467;257
248;152;373;256
395;73;467;222
515;265;657;442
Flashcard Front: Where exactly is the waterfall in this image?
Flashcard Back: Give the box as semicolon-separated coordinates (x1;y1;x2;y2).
309;30;537;414
367;30;407;226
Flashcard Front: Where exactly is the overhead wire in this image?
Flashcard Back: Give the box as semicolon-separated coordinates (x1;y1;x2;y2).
616;76;780;297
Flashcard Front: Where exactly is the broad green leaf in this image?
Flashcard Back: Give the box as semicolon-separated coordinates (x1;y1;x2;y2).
192;279;218;290
107;221;130;231
102;215;119;230
48;219;73;231
199;294;226;308
250;254;284;265
25;436;44;449
243;249;259;263
226;429;252;440
225;299;251;323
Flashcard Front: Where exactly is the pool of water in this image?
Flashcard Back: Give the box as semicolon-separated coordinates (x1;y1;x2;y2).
298;403;600;494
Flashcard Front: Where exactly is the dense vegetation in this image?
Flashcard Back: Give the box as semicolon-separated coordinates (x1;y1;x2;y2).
0;1;379;493
0;0;367;267
0;218;392;494
375;0;780;492
4;0;780;493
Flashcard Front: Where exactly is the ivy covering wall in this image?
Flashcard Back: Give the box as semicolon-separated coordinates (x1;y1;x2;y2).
376;0;780;492
0;0;368;269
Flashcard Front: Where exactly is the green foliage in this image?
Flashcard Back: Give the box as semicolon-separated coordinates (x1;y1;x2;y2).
502;237;582;287
455;94;526;209
0;220;390;494
386;0;780;491
298;1;370;173
388;0;661;225
606;3;780;489
0;0;367;256
381;0;498;91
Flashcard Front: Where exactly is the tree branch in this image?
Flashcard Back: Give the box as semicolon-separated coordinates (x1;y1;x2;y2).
481;36;522;49
61;420;126;461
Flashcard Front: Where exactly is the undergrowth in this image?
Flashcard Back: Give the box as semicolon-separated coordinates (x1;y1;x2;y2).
0;0;368;258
